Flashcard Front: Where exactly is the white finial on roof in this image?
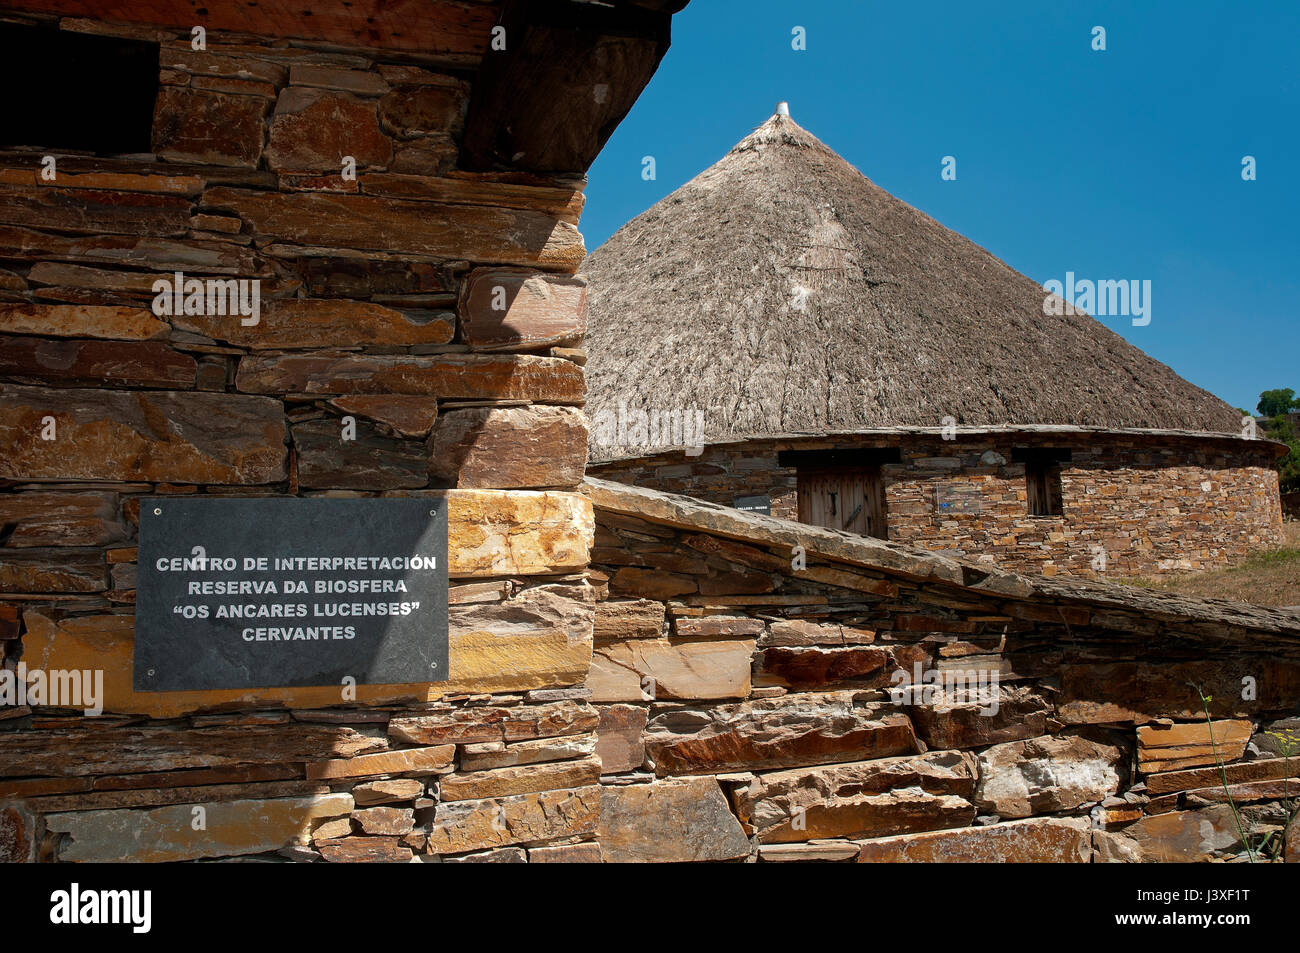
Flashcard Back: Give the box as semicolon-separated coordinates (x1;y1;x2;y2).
775;101;790;117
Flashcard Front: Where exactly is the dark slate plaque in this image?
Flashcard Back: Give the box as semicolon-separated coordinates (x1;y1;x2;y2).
134;497;448;692
733;494;771;515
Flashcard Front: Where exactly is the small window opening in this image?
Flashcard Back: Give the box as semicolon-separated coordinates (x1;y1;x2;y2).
0;25;159;154
1012;448;1070;518
1024;459;1063;517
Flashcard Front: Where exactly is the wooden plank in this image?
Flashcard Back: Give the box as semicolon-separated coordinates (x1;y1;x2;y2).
798;468;887;539
841;478;867;535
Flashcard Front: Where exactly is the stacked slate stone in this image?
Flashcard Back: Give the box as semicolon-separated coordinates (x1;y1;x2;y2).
1;9;1296;866
592;431;1284;577
583;479;1300;863
0;17;599;863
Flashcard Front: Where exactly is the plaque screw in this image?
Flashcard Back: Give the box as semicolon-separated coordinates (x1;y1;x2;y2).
429;509;436;515
153;508;161;515
147;668;155;677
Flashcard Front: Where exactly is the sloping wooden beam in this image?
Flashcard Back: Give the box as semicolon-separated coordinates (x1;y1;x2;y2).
461;0;676;174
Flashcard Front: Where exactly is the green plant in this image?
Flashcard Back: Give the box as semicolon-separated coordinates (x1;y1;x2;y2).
1254;388;1300;493
1193;686;1256;862
1254;728;1299;862
1189;686;1300;862
1257;388;1299;419
1262;416;1300;494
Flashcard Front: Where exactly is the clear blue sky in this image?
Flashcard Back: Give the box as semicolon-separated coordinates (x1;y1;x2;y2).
583;0;1299;415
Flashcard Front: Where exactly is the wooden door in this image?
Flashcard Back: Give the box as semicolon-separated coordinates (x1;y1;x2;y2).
796;468;886;538
797;471;838;529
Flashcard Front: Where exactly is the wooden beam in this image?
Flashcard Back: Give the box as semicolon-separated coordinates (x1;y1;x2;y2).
461;0;676;174
0;0;498;59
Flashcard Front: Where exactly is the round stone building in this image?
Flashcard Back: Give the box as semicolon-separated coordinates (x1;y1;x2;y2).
583;108;1285;578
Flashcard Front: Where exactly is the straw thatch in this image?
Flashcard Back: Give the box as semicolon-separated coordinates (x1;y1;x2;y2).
582;111;1243;458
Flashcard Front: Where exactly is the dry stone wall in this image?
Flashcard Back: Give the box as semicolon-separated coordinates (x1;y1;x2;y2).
581;479;1300;863
1;11;1295;865
5;462;1300;861
0;14;605;863
591;431;1285;578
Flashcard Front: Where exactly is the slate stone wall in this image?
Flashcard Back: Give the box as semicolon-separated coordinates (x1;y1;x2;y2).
0;14;1294;866
581;479;1300;863
5;465;1300;862
0;15;602;863
591;431;1285;578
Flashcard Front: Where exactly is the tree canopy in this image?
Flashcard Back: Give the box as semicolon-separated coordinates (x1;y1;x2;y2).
1257;387;1299;494
1257;388;1299;418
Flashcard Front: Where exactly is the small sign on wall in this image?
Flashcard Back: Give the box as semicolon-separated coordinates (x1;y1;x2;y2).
733;494;771;515
934;482;982;516
134;497;448;691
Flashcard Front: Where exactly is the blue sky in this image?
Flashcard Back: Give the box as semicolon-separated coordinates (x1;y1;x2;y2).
583;0;1300;414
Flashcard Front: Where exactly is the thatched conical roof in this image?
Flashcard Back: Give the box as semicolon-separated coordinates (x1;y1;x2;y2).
582;110;1242;459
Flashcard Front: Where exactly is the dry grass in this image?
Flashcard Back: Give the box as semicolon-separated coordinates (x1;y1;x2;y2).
583;113;1245;460
1122;523;1300;607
